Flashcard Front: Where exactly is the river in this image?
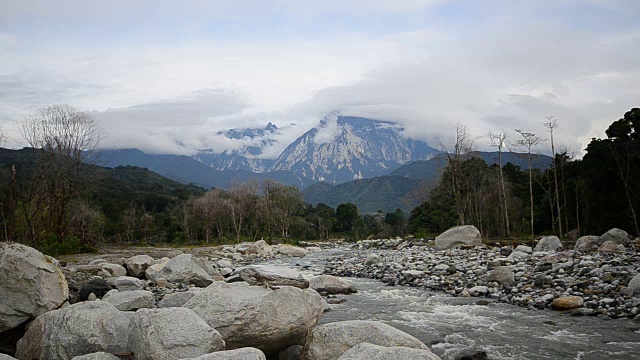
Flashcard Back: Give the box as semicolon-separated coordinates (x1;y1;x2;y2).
265;248;640;360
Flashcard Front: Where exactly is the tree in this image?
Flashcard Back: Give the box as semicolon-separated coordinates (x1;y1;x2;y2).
489;130;510;237
543;116;563;238
513;129;544;239
335;203;359;233
227;180;257;243
438;122;474;225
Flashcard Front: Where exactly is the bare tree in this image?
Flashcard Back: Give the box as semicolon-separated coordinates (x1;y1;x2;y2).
489;130;510;237
438;122;474;225
543;116;563;238
514;129;545;239
227;180;258;243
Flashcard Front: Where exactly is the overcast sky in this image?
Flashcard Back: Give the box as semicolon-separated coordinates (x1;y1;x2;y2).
1;0;639;157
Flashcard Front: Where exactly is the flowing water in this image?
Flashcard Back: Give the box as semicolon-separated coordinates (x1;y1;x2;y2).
265;249;640;360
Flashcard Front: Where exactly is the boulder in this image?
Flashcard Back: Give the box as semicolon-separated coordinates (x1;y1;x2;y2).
158;291;197;308
71;353;120;360
274;244;308;257
507;251;530;261
245;240;273;256
0;355;17;360
100;264;127;277
113;276;145;291
308;275;357;294
125;255;155;278
434;225;481;250
452;348;489;360
15;301;130;360
337;343;440;360
600;228;630;245
365;254;383;265
597;241;625;253
486;266;515;286
551;296;584;310
184;281;324;353
187;348;266;360
574;235;601;252
534;236;563;252
155;254;214;287
628;274;640;295
301;320;428;360
229;265;309;289
103;290;154;311
278;345;303;360
514;245;532;254
78;278;112;301
0;242;69;333
128;308;224;360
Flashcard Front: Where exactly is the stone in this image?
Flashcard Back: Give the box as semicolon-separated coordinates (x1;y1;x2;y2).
145;257;171;280
113;276;144;291
514;245;532;254
71;353;120;360
100;263;127;277
597;241;625;253
217;259;233;268
188;348;266;360
278;345;302;360
78;278;112;301
452;348;489;360
0;355;17;360
128;308;224;360
365;254;383;265
468;286;489;296
184;281;324;353
229;265;309;289
301;320;428;360
551;296;584;310
125;255;155;278
628;274;640;295
337;343;441;360
0;242;69;333
15;301;130;360
486;266;515;286
158;291;197;308
274;244;308;257
574;236;602;252
308;275;357;294
103;290;154;311
600;228;630;245
245;240;273;256
434;225;481;250
507;251;530;260
155;254;214;287
534;236;563;252
89;259;108;265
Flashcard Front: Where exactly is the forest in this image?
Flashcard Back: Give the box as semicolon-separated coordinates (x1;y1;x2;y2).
0;105;638;255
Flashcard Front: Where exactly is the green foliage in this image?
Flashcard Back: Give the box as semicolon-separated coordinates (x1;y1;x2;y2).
37;235;93;257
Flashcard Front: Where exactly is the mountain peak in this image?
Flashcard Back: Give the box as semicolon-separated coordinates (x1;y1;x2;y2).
265;122;278;131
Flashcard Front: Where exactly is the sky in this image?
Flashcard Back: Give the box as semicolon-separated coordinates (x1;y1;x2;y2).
1;0;639;157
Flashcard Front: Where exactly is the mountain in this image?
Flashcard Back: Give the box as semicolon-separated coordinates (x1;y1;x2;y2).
303;176;425;213
272;114;439;183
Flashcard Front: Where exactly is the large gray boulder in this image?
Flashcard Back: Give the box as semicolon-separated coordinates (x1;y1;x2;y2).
15;301;130;360
308;275;357;294
71;353;120;360
338;343;441;360
486;266;515;286
158;291;197;308
274;244;308;257
186;348;266;360
302;320;428;360
0;355;17;360
245;240;273;256
0;242;69;333
114;276;145;291
100;263;127;277
155;254;214;287
128;308;225;360
534;236;563;252
145;258;171;281
574;235;602;252
125;255;155;278
184;281;324;353
597;240;625;253
627;274;640;295
103;290;154;311
229;265;309;289
600;228;630;245
435;225;481;250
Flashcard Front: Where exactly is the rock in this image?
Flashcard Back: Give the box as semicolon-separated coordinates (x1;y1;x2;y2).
217;259;233;268
566;229;580;242
600;228;630;245
145;258;170;280
0;242;69;333
514;245;532;254
551;296;584;310
78;278;112;301
113;276;144;291
468;286;489;296
274;244;308;257
100;263;127;277
301;320;428;360
597;241;625;253
184;281;324;353
158;291;197;308
103;290;154;311
507;251;530;260
128;308;224;360
89;259;108;265
534;236;563;252
365;254;383;265
278;345;303;360
574;236;601;252
155;254;214;287
308;275;357;294
245;240;273;256
230;265;309;289
486;266;515;286
71;353;120;360
434;225;481;250
628;274;640;295
337;343;440;360
0;355;17;360
452;348;488;360
188;348;266;360
534;275;553;288
125;255;155;278
15;301;130;360
434;264;449;271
